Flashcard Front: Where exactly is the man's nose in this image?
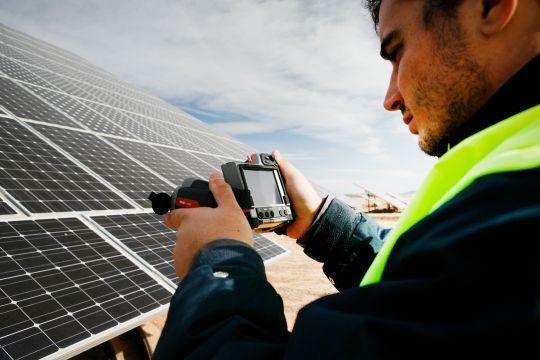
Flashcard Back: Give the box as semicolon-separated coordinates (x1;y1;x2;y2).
383;72;403;112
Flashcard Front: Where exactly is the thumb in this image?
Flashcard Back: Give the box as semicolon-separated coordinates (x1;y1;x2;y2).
209;172;239;208
164;208;189;228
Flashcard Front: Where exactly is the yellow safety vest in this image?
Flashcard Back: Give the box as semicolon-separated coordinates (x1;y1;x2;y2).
361;104;540;287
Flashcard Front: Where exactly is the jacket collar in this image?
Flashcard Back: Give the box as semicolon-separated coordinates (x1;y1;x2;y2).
436;54;540;157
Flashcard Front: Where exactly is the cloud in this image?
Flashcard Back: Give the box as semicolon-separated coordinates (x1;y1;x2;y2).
0;0;394;154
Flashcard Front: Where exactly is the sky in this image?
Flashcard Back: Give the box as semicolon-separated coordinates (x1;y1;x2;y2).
0;0;436;195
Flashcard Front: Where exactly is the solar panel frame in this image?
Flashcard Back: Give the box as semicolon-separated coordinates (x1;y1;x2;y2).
0;196;18;216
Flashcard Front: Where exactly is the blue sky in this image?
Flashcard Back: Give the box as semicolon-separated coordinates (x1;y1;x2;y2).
0;0;436;195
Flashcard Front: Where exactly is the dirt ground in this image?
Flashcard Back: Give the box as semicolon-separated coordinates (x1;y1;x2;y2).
146;213;400;341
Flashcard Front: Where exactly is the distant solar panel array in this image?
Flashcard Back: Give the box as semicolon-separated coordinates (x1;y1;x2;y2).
0;23;289;360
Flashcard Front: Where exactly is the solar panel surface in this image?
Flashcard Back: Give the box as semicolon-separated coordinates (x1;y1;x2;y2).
0;22;291;359
0;118;134;213
107;138;201;184
0;217;172;360
29;123;172;208
90;213;289;285
157;146;220;179
0;77;81;128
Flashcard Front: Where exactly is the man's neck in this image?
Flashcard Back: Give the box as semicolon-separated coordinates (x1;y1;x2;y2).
436;54;540;157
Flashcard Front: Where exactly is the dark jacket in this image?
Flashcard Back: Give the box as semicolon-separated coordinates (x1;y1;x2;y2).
153;56;540;359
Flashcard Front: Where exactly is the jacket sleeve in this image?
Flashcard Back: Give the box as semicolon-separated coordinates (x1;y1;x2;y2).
153;240;289;360
297;196;391;290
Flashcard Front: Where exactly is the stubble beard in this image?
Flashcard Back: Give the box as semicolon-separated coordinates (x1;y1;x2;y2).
414;21;491;157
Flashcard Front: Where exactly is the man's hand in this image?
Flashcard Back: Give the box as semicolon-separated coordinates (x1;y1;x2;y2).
272;150;323;239
164;172;253;280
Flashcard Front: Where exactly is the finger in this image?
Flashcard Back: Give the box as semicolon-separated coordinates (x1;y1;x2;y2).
272;149;298;179
209;172;239;208
164;208;189;228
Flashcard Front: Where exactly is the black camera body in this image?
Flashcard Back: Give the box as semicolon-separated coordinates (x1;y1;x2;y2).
221;153;293;232
149;153;293;233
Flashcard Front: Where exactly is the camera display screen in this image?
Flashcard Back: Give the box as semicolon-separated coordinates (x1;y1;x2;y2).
243;169;283;206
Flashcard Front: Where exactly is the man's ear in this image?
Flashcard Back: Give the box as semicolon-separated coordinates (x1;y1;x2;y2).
477;0;518;36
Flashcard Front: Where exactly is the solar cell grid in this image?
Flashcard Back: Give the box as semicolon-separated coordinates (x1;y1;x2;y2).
0;27;86;67
30;123;172;208
76;100;157;141
154;146;218;179
90;213;288;285
0;41;42;68
194;132;237;157
121;112;206;151
0;217;172;360
29;67;98;100
24;85;138;138
0;118;133;213
252;233;287;261
90;213;178;284
0;55;56;89
107;138;200;185
0;77;81;128
191;153;228;170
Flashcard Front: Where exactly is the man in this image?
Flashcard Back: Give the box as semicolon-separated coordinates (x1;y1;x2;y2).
154;0;539;358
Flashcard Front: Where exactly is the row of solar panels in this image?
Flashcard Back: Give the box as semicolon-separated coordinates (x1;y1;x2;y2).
0;24;227;135
0;23;291;360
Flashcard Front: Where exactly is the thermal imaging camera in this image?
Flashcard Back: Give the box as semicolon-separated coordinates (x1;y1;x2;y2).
148;153;293;233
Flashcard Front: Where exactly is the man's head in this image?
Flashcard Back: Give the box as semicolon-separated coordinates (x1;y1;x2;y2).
366;0;540;156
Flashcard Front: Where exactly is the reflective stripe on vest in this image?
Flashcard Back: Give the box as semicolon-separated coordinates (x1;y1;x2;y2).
360;104;540;287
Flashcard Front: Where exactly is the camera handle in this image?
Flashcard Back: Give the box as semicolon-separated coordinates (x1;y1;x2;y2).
149;178;258;228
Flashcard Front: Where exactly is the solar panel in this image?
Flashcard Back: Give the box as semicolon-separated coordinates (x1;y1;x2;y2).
0;217;172;360
0;54;57;89
29;123;172;208
191;153;230;170
154;146;220;179
0;21;290;358
252;233;288;261
89;213;288;285
76;99;155;140
120;111;212;151
107;137;201;184
0;118;134;213
0;77;81;128
23;84;137;139
0;41;42;68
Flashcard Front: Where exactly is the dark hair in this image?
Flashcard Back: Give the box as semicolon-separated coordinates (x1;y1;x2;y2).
364;0;465;31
